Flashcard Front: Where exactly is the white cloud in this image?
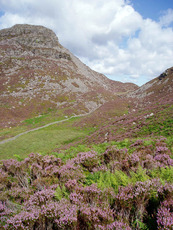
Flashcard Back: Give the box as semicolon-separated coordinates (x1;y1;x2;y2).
0;0;173;86
159;9;173;27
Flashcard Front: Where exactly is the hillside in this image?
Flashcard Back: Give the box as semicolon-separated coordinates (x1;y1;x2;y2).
71;67;172;145
127;67;173;105
0;24;138;129
0;25;172;230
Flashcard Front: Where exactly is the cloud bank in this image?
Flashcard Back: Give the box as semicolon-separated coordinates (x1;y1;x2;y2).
0;0;173;85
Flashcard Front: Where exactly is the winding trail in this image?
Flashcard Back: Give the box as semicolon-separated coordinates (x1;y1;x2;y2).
0;106;100;145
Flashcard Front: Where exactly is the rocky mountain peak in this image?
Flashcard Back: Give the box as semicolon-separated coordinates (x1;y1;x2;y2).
0;24;71;61
0;24;60;48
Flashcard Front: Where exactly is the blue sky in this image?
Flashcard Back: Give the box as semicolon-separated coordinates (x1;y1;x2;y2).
0;0;173;86
0;11;4;16
132;0;173;21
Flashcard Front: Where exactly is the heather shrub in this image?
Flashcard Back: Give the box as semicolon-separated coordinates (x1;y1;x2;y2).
6;186;33;203
69;184;114;229
4;210;40;230
0;201;14;227
157;199;173;230
77;204;114;229
24;189;55;209
130;139;144;147
103;146;128;164
154;154;173;168
0;136;173;229
31;176;59;190
4;199;78;230
65;179;78;192
0;169;11;196
114;179;164;225
96;221;132;230
58;161;84;182
73;151;99;171
29;154;62;179
2;159;29;188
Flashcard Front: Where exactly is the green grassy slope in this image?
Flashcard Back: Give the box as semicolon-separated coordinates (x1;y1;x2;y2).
0;117;94;160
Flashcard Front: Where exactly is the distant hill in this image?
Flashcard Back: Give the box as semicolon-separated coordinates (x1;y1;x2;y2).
0;24;138;128
127;67;173;105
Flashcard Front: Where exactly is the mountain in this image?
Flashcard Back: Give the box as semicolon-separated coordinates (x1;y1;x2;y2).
0;24;138;128
72;67;173;145
127;67;173;105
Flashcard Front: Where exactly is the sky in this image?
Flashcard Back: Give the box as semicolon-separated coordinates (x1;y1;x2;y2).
0;0;173;86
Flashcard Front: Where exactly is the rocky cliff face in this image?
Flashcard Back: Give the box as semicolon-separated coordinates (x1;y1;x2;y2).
0;24;138;128
127;67;173;105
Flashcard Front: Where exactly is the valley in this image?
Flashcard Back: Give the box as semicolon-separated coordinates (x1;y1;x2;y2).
0;24;172;230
